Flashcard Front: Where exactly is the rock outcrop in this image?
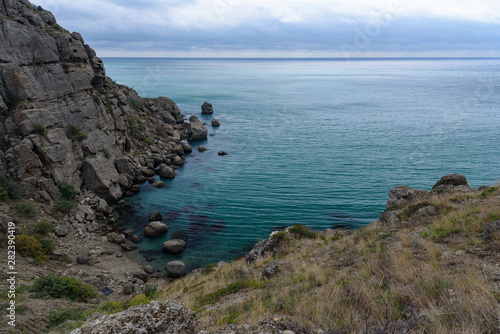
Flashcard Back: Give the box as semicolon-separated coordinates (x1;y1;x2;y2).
201;101;214;114
0;0;190;205
187;116;208;141
70;301;201;334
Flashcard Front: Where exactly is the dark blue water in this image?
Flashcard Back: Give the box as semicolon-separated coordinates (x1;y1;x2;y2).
104;58;500;271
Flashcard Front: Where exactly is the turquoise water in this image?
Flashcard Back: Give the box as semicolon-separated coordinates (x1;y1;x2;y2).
103;58;500;272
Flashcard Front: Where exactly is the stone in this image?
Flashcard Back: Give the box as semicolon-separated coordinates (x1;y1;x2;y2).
172;155;184;166
201;101;214;114
131;185;141;192
378;211;400;225
97;198;113;215
77;256;87;264
130;235;142;244
152;181;165;188
197;146;207;152
218;151;228;156
144;221;169;237
132;271;148;283
162;239;186;254
262;260;292;279
82;157;122;202
158;164;176;179
187;116;208;141
144;265;155;274
148;210;162;222
122;229;135;236
70;301;200;334
386;186;426;210
211;119;220;127
54;225;68;237
181;142;192;153
122;282;135;295
431;174;470;193
107;232;126;244
166;261;186;278
482;220;500;246
121;242;137;251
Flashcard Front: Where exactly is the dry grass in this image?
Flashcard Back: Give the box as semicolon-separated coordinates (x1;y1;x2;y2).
158;187;500;333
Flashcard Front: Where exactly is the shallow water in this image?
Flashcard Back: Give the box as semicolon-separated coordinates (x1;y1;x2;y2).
104;58;500;271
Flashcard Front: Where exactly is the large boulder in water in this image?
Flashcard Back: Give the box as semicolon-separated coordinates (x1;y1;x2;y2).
163;239;186;254
144;221;168;237
187;116;207;141
166;261;186;278
431;174;470;193
148;210;162;222
158;164;176;179
201;101;213;114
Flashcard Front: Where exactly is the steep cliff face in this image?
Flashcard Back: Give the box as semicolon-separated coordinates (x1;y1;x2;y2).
0;0;191;203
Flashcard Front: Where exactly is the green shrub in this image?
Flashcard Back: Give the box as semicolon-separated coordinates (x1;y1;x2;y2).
105;105;112;114
144;138;154;146
57;180;76;201
54;200;76;214
40;239;56;255
60;254;72;263
141;284;158;299
97;123;103;130
67;125;88;142
289;224;316;239
97;301;126;314
16;235;49;264
479;187;498;199
271;231;288;243
398;201;434;222
0;176;20;200
130;100;141;110
34;220;52;235
34;124;47;137
93;96;101;105
15;200;38;217
127;293;150;307
196;280;265;306
43;307;86;332
205;263;217;274
30;274;96;302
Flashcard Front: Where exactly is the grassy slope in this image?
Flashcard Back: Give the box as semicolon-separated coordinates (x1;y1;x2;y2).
159;187;500;333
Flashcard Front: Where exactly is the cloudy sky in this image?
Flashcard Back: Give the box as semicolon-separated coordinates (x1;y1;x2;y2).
33;0;500;57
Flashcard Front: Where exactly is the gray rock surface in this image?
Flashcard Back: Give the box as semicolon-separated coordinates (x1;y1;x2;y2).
211;119;220;127
70;301;201;334
166;261;186;278
163;239;186;254
187;116;208;141
148;210;162;222
431;174;470;193
201;101;214;114
158;164;176;179
386;186;426;210
181;142;192;153
144;221;168;237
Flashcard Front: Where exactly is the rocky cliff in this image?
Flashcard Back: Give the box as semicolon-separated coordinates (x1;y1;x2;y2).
0;0;201;204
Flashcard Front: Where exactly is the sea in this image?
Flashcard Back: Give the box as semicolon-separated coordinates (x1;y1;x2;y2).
102;57;500;272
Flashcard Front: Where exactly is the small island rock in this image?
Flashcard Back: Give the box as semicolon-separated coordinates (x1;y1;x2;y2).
201;101;214;114
163;239;186;254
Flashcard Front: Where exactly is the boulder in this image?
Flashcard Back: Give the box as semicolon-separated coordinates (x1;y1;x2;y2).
482;220;500;246
431;174;470;193
82;157;122;202
201;101;214;114
152;181;165;188
386;186;426;210
70;301;200;334
181;142;192;153
166;261;186;278
172;156;184;166
144;221;168;237
97;199;113;215
76;256;87;264
197;146;207;152
130;235;142;244
148;210;162;222
107;232;126;244
378;211;400;225
121;242;138;251
144;265;155;274
162;239;186;254
158;164;176;179
132;271;148;283
54;225;68;237
211;119;220;127
218;151;228;156
187;116;207;141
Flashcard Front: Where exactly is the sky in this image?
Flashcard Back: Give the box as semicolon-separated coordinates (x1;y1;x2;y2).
32;0;500;57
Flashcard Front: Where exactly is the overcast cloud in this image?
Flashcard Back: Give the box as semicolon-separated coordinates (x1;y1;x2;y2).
32;0;500;57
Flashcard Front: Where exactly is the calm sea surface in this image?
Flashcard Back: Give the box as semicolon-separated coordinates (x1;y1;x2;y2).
102;58;500;272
